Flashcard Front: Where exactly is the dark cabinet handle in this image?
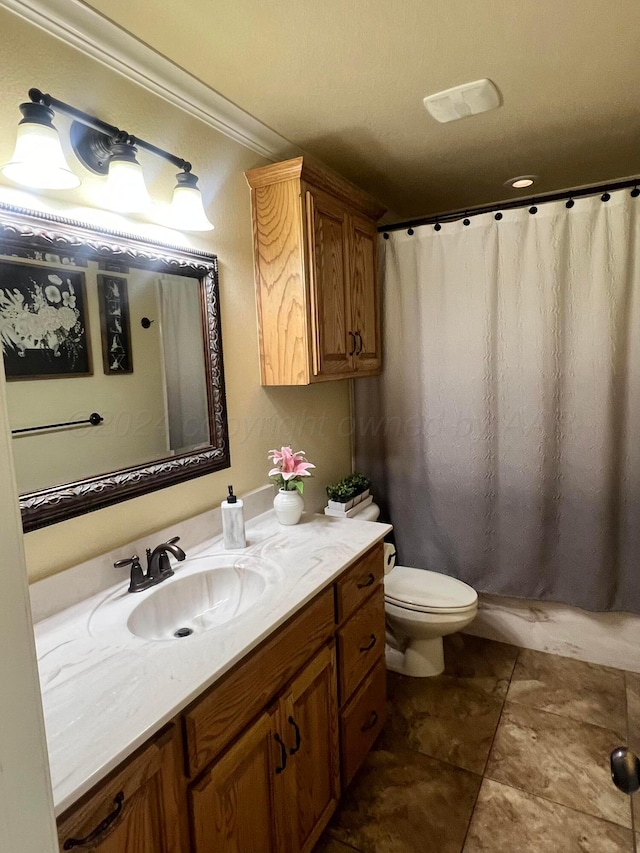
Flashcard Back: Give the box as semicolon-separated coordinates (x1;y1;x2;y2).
348;331;357;356
359;633;377;653
360;710;379;733
288;716;302;755
356;573;375;589
63;791;125;849
355;331;363;355
274;733;288;774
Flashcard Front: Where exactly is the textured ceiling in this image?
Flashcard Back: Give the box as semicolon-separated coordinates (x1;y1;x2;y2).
84;0;640;220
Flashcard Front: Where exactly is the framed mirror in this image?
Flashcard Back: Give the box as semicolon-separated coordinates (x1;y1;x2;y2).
0;203;229;531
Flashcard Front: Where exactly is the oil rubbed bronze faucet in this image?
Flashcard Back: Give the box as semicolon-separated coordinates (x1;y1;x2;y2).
114;536;187;593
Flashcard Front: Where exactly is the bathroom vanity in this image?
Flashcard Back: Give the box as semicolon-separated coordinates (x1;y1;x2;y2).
34;507;390;852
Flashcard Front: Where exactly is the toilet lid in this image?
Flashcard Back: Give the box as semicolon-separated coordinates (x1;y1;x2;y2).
384;566;477;613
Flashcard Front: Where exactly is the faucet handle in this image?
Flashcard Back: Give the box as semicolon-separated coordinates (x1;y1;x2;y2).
114;555;148;593
114;555;140;569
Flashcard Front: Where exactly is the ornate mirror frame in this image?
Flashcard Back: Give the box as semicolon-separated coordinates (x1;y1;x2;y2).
0;203;229;531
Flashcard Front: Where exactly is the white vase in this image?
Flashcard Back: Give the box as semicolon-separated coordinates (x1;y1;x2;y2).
273;488;304;525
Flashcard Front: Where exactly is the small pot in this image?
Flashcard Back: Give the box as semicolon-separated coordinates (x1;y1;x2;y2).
274;488;304;525
328;498;354;512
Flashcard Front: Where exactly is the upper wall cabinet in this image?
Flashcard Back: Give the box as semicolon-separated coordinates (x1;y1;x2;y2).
245;157;386;386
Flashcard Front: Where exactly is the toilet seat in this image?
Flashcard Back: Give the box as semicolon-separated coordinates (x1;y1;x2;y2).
384;565;478;614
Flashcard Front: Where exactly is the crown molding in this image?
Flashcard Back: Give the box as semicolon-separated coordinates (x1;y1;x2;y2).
1;0;298;162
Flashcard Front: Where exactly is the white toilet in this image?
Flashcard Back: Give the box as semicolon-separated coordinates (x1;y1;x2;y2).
356;503;478;677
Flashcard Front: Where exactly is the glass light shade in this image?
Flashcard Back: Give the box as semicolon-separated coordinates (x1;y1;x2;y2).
2;122;80;190
168;183;214;231
104;158;151;213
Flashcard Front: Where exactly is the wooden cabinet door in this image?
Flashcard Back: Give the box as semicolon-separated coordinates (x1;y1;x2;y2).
306;189;354;377
278;643;340;853
349;213;381;373
190;708;286;853
57;725;186;853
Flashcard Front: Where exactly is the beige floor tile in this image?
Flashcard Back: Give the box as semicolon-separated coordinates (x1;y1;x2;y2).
380;671;504;775
378;634;518;774
627;672;640;748
507;649;627;734
626;672;640;832
486;703;632;828
326;747;481;853
463;778;635;853
443;634;520;698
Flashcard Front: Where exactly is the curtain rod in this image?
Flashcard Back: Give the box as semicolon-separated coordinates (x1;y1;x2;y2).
379;176;640;234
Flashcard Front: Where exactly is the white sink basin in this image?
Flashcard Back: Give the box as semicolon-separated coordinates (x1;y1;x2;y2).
89;553;280;643
128;566;265;640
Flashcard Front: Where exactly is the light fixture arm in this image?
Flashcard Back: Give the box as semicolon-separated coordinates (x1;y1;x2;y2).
28;88;192;173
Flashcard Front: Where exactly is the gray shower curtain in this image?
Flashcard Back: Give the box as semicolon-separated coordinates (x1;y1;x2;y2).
355;189;640;613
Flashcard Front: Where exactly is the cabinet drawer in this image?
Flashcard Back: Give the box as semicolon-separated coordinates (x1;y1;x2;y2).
340;658;387;787
183;588;334;778
57;724;186;853
335;542;384;624
337;587;385;704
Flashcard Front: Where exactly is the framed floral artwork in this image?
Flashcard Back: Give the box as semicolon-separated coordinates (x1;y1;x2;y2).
97;274;133;374
0;261;92;379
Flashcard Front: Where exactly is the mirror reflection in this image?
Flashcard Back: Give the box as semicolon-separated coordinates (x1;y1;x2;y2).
2;254;210;494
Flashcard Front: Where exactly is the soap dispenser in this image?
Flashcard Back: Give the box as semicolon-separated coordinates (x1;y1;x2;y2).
221;485;246;549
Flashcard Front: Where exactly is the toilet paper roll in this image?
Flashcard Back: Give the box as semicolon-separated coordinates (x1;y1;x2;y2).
383;542;397;574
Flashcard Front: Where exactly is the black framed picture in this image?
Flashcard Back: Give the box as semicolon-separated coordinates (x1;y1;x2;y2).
0;260;92;380
97;274;133;374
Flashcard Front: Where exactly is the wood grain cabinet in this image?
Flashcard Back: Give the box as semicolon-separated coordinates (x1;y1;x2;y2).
190;643;339;853
57;544;386;852
245;157;386;385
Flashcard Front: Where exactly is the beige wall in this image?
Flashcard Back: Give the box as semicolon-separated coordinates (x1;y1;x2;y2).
0;9;353;581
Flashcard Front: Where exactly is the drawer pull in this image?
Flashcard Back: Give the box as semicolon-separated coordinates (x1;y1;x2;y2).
359;633;377;653
360;710;379;733
356;573;375;589
287;715;302;755
274;733;288;774
355;331;364;355
348;331;357;356
63;791;125;849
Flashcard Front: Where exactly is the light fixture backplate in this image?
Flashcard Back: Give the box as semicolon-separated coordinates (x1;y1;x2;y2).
69;121;113;175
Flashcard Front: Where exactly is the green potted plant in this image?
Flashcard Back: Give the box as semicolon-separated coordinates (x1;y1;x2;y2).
326;472;371;511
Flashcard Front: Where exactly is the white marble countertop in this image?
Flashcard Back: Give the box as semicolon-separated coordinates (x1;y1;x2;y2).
34;509;391;816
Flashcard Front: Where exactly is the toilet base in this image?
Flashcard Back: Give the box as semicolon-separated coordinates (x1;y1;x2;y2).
385;636;445;677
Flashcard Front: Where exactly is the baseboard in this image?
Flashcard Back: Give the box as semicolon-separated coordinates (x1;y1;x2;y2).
464;593;640;674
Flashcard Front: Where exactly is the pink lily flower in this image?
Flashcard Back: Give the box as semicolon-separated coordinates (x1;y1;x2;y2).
268;446;316;486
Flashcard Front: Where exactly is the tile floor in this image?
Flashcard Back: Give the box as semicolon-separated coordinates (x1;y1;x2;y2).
315;635;639;853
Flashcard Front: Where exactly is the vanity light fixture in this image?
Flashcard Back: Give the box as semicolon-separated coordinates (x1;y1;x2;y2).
1;88;214;231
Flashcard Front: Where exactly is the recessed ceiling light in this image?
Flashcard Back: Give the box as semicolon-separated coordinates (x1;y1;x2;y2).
506;175;537;189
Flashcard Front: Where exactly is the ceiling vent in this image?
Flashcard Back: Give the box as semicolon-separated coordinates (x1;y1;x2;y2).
423;79;501;123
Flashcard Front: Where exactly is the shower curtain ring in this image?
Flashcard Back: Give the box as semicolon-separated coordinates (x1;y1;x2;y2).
631;186;640;198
